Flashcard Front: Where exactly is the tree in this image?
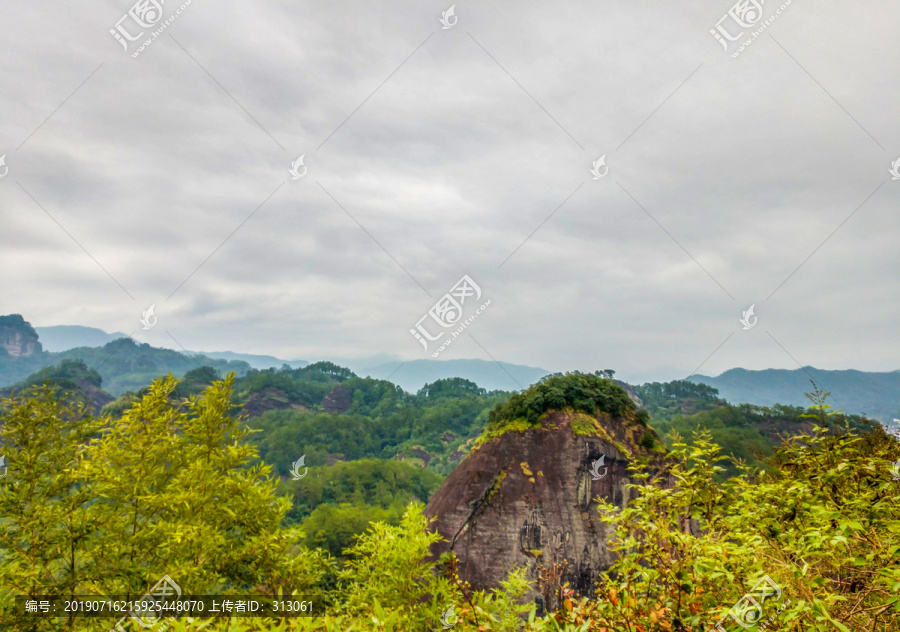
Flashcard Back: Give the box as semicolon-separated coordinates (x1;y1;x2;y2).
80;375;324;596
297;362;357;382
0;386;103;631
0;376;329;631
488;373;635;428
299;502;403;558
417;378;486;401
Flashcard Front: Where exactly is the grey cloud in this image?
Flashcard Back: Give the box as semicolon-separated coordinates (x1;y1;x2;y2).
0;0;897;384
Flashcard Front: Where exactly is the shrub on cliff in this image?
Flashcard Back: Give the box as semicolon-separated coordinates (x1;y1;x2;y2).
486;372;636;430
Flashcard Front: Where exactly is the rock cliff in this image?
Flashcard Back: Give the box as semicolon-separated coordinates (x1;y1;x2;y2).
424;375;669;609
0;314;42;357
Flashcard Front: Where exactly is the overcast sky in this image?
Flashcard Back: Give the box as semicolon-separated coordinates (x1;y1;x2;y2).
1;0;898;384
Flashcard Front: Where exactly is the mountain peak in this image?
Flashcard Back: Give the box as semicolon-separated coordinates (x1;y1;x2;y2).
0;314;42;357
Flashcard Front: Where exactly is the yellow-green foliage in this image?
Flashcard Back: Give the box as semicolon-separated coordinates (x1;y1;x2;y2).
472;373;644;458
0;377;328;631
570;411;604;436
484;469;508;505
472;417;537;449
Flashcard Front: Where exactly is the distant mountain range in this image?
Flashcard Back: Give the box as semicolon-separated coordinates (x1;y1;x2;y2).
690;368;899;422
24;323;550;392
33;324;308;371
360;359;550;393
6;317;899;421
34;325;129;352
184;350;308;370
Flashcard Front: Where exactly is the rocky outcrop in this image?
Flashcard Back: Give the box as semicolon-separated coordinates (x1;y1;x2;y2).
0;314;42;357
321;384;352;413
615;380;643;407
77;382;115;414
425;408;668;608
240;387;308;418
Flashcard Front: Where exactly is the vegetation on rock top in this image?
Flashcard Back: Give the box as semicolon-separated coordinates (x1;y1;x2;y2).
480;372;637;442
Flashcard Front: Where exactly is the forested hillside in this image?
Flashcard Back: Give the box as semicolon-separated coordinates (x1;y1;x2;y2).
0;334;250;395
1;371;897;631
635;379;873;476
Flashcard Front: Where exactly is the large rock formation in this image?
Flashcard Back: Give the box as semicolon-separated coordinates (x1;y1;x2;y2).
0;314;42;357
425;377;668;609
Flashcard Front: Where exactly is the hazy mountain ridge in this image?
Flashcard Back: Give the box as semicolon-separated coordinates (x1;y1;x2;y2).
4;316;898;420
0;316;253;396
691;367;900;422
34;325;129;352
360;358;550;392
184;350;308;370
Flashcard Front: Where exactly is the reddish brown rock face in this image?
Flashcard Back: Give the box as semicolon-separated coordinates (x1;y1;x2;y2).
321;384;352;413
240;387;308;417
425;410;667;606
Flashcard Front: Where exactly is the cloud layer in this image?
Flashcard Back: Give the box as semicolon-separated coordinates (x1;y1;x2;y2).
1;0;897;384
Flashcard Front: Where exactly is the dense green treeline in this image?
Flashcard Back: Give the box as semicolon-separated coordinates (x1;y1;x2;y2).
636;379;873;476
280;459;443;525
98;364;506;560
242;369;507;477
277;458;443;557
